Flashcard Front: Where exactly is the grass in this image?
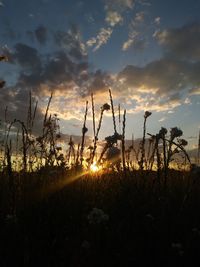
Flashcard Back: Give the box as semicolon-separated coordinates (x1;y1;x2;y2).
1;169;200;266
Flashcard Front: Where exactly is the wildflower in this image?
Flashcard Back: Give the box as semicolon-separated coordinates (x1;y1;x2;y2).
179;139;188;146
87;208;109;225
102;103;110;111
159;127;167;137
0;55;8;61
170;127;183;139
105;132;122;145
82;126;88;134
0;80;6;88
144;111;152;119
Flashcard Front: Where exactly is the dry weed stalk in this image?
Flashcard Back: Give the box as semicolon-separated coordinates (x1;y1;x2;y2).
139;111;152;170
80;101;88;166
122;109;126;171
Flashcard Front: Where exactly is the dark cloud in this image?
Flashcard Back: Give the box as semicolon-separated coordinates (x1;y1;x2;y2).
54;24;87;61
16;48;89;93
118;22;200;105
35;25;48;45
13;43;42;70
0;86;44;137
118;57;200;101
155;22;200;61
89;70;112;93
26;30;35;43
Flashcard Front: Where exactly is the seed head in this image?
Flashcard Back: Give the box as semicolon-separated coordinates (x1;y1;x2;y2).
159;127;167;136
0;80;6;88
179;139;188;146
82;126;88;134
170;127;183;139
144;111;152;119
102;103;110;111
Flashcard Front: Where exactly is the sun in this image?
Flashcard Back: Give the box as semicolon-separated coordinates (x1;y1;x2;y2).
90;162;101;173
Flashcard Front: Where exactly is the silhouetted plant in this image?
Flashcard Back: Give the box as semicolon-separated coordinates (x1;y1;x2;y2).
139;111;152;170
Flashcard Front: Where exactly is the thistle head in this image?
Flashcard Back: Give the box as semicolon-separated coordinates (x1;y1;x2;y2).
82;126;88;134
0;80;6;88
144;111;152;119
179;139;188;146
102;103;110;111
159;127;168;137
170;127;183;139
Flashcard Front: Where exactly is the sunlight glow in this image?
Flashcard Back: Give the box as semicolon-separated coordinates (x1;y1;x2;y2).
90;162;101;173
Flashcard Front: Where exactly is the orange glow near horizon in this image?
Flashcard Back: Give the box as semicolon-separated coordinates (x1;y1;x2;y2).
90;162;102;173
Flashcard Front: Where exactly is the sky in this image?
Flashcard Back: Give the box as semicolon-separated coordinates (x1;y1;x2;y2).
0;0;200;149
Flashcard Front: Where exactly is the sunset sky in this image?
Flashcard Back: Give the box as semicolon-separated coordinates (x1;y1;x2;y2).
0;0;200;149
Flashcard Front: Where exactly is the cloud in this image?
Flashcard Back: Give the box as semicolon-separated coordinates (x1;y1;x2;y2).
105;11;123;27
134;11;145;23
87;27;113;51
154;17;161;25
35;25;48;45
155;22;200;61
118;23;200;112
104;0;135;12
87;0;135;51
54;24;87;60
158;117;166;122
13;43;42;70
86;37;96;47
116;57;200;112
122;11;147;51
104;0;134;27
122;39;134;51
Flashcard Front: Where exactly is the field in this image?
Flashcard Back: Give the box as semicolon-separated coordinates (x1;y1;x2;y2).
1;168;200;266
1;54;200;266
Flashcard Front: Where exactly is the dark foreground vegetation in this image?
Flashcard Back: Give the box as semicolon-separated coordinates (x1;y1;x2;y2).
1;54;200;266
1;168;200;267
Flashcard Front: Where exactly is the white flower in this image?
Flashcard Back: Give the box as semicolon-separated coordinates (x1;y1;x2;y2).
87;208;109;225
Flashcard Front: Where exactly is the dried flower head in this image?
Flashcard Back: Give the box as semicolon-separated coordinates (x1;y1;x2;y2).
159;127;167;136
102;103;110;111
82;126;88;134
144;111;152;119
170;127;183;139
87;208;109;225
105;132;122;145
179;139;188;146
0;80;6;88
0;55;8;61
